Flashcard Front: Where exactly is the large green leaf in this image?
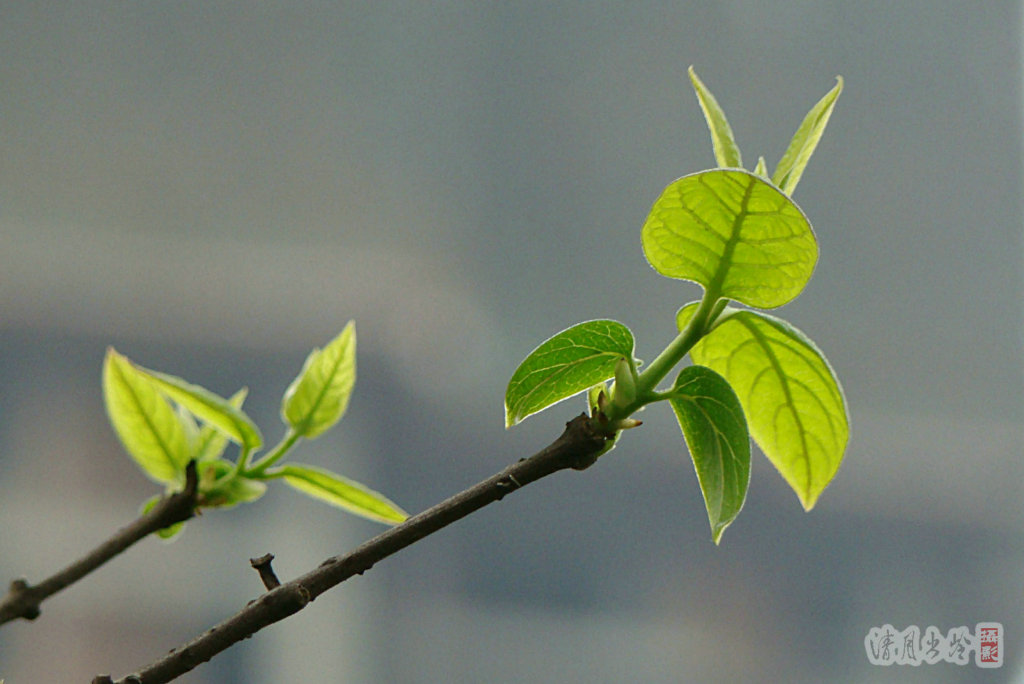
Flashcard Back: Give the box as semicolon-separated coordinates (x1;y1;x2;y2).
103;348;190;486
678;306;848;510
642;169;817;308
772;76;843;196
277;464;408;524
282;321;357;439
668;365;750;544
505;320;635;427
139;369;262;452
688;66;742;169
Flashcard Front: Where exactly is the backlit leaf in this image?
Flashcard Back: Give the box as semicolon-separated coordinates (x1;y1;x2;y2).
668;365;750;544
141;369;262;452
505;320;635;427
278;463;408;524
282;321;357;439
196;459;267;509
688;66;742;168
103;348;189;486
773;76;843;196
642;169;817;308
680;307;849;510
194;388;249;462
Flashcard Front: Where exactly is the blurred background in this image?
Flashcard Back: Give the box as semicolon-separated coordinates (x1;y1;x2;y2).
1;2;1021;682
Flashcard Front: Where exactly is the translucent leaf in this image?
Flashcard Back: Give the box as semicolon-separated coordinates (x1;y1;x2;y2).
103;348;190;486
679;307;849;510
505;320;635;427
140;368;262;452
753;156;768;178
688;66;742;168
140;494;187;541
278;463;408;524
668;365;750;544
196;459;267;509
642;169;817;308
282;321;357;439
194;388;249;462
772;76;843;196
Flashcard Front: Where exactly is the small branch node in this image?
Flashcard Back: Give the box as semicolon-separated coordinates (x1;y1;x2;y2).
250;553;281;590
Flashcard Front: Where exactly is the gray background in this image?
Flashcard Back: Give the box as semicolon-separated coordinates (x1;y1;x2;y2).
1;2;1022;683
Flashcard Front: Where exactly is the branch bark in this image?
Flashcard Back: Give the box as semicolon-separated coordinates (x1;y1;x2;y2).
0;461;199;626
99;414;609;684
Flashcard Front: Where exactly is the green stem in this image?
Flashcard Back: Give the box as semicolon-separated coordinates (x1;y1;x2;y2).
602;289;724;425
245;429;301;477
234;446;254;474
637;293;720;391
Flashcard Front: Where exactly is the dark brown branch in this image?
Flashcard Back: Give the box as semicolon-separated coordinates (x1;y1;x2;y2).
0;461;199;626
104;414;608;684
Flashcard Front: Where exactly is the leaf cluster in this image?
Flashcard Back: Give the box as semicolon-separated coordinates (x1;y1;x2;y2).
505;68;848;543
104;321;407;539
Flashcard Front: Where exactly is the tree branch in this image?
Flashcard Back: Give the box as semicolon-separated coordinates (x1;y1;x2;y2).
99;414;608;684
0;461;199;626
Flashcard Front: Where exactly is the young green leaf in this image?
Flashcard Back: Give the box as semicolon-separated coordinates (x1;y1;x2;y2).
642;169;817;308
668;365;750;544
275;463;408;524
140;368;262;452
103;348;190;486
140;494;186;541
753;156;768;178
772;76;843;196
505;320;635;428
282;321;356;439
196;459;267;508
194;388;249;462
688;66;742;168
679;308;849;510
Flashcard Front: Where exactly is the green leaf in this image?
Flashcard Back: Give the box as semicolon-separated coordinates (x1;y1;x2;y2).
772;76;843;196
679;307;849;510
103;348;190;486
505;320;635;427
642;169;817;308
688;66;742;168
282;322;357;439
196;459;267;508
140;494;187;541
277;463;408;524
140;369;262;452
668;365;750;544
195;388;249;462
753;156;768;178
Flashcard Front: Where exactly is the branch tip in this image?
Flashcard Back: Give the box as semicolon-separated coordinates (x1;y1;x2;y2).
250;554;281;590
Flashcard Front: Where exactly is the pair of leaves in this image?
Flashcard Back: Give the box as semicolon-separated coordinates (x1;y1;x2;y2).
275;323;406;524
104;321;407;536
678;304;849;511
502;319;752;541
688;65;843;196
